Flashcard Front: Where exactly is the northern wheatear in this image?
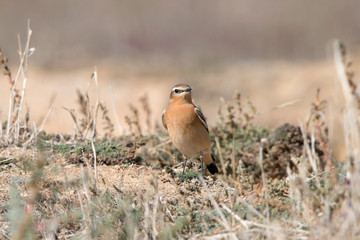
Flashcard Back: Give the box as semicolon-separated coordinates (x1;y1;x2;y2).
162;83;219;181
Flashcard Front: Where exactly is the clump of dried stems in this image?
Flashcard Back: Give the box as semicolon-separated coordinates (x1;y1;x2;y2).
64;70;114;140
217;90;256;134
0;22;34;146
125;94;153;137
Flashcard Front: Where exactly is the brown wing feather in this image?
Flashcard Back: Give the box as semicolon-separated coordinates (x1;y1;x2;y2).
192;104;209;133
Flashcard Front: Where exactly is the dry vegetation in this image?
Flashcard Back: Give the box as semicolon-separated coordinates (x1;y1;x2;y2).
1;26;360;240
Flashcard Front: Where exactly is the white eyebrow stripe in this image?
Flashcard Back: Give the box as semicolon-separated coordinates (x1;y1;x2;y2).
172;88;186;93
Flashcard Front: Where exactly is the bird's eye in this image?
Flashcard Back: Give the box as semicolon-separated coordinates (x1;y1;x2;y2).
174;89;179;93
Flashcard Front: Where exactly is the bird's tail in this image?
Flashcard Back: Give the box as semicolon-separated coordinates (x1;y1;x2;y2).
204;154;219;174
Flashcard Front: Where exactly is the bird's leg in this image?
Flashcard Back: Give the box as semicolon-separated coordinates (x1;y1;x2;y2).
181;155;187;182
200;151;204;179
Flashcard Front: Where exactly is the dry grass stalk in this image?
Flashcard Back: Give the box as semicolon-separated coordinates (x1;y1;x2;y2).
220;204;249;230
89;70;100;139
306;89;327;138
2;21;34;145
333;40;360;171
331;40;360;239
63;107;82;137
91;140;98;180
305;89;329;171
335;42;360;108
258;147;270;225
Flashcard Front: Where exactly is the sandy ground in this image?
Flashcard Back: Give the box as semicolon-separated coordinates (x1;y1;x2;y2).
1;58;359;157
0;147;233;216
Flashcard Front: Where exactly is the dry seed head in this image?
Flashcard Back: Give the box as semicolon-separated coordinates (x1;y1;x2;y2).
217;98;225;127
129;104;142;137
234;90;243;117
226;104;236;132
99;101;114;137
125;115;133;135
139;94;152;134
77;89;90;117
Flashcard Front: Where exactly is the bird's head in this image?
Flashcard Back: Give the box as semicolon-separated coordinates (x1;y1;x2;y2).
170;83;193;103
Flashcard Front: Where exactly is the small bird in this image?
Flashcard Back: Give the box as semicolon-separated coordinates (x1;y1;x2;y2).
162;83;219;181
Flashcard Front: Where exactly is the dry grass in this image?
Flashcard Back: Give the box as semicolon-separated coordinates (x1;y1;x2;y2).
1;26;360;240
1;21;33;146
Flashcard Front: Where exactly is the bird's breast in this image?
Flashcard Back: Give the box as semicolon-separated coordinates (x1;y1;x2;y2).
165;104;210;157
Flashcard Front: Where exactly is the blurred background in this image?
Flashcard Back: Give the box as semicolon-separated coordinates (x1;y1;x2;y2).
0;0;360;157
1;0;360;65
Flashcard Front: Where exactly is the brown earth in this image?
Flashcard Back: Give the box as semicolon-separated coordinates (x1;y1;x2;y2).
0;147;236;236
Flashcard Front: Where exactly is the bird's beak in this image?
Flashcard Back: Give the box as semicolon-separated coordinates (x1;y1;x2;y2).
185;87;192;92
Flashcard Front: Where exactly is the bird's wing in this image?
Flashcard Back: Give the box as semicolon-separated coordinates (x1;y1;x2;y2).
162;110;168;130
192;104;209;133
